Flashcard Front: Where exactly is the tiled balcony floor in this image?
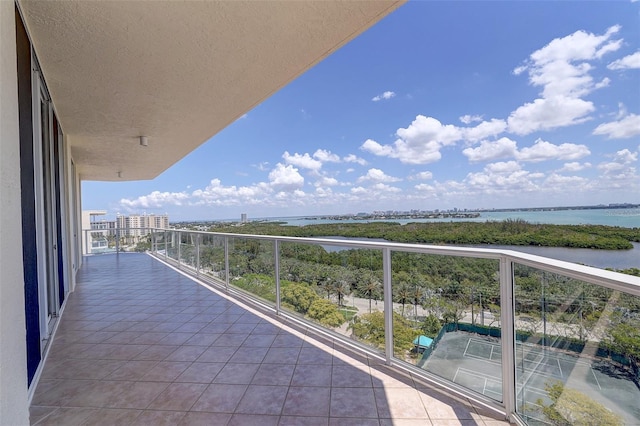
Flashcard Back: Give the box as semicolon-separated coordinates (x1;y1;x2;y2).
30;253;510;425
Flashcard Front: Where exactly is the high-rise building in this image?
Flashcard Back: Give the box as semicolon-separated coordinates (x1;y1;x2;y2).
116;213;170;238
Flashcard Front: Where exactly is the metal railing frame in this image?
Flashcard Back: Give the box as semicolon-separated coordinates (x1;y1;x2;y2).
82;227;640;424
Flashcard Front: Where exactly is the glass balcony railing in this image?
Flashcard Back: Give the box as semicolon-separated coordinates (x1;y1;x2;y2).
85;227;640;425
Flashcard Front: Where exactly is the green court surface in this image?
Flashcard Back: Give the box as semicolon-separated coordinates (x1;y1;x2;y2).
421;331;639;424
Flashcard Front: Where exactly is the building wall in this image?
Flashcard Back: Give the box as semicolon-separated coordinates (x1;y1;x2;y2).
0;2;30;424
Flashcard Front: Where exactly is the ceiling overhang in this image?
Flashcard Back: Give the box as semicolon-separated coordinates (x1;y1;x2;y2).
18;0;404;181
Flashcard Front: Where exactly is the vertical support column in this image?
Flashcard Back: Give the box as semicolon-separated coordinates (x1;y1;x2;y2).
499;255;516;421
177;231;181;268
382;247;393;365
274;240;281;315
196;234;200;276
115;224;120;253
0;4;30;420
164;230;168;259
224;236;229;290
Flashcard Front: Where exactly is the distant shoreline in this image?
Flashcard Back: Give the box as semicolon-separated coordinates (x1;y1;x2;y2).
173;204;640;228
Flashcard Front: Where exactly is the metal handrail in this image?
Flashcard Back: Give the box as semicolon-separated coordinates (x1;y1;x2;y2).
82;226;640;424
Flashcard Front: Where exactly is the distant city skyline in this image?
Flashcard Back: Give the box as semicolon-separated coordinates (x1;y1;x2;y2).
82;1;640;222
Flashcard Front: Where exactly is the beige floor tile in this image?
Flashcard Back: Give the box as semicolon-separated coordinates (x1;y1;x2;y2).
419;393;476;420
191;383;248;413
78;408;142;425
251;363;296;386
134;410;187;425
35;407;99;426
228;413;280;426
235;384;289;415
279;416;328;426
291;364;332;387
106;381;169;409
147;382;208;411
329;418;380;426
374;387;429;419
332;365;373;388
282;386;331;417
178;411;233;425
330;387;378;418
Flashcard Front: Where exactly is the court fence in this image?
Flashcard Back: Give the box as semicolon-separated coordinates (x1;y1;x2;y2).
419;321;637;380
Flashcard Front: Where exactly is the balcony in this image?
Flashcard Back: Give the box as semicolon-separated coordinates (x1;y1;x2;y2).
34;230;640;425
30;253;507;425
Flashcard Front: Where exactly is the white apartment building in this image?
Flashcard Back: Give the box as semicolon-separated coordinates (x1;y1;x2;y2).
116;213;170;238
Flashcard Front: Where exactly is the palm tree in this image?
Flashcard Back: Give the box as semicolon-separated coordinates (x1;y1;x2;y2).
412;284;425;321
334;279;351;307
358;279;382;313
394;283;412;317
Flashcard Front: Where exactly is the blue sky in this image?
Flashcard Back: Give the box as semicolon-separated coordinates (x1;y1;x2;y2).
83;1;640;222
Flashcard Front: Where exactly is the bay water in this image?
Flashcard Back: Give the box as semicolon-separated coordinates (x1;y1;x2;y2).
264;207;639;269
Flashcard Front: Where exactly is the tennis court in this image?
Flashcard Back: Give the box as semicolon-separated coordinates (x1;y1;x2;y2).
422;331;639;424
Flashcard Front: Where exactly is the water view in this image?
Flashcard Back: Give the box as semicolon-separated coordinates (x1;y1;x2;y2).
260;207;639;270
264;207;640;229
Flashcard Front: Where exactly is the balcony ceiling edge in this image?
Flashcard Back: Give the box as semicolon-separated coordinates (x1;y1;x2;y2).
18;0;404;182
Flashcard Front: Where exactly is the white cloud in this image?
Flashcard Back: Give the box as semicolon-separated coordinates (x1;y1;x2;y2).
593;114;640;139
607;51;640;70
459;114;483;124
515;138;590;163
254;162;270;172
559;162;591;172
314;187;334;198
343;154;368;166
350;186;367;194
462;137;518;163
372;91;396;102
516;25;622;98
463;119;507;143
508;26;621;136
410;171;433;181
357;168;401;183
120;191;189;209
190;179;272;206
371;183;401;192
465;167;540;193
313;149;341;163
314;176;339;187
268;163;305;190
414;183;436;192
361;138;396;156
615;148;638;163
543;173;589;187
507;96;595;135
485;161;521;174
600;148;638;169
397;115;462;147
282;151;322;171
361;116;462;164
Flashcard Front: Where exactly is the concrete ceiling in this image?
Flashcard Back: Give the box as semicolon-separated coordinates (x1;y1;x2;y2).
18;0;404;181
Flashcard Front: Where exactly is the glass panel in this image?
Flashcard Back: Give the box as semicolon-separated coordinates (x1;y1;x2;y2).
400;253;502;401
514;264;639;425
166;231;179;261
227;237;276;307
178;232;197;269
199;234;226;282
152;230;166;256
278;241;373;342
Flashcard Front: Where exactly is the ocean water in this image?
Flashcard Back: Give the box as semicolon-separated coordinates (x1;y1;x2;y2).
261;208;639;269
267;207;640;229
